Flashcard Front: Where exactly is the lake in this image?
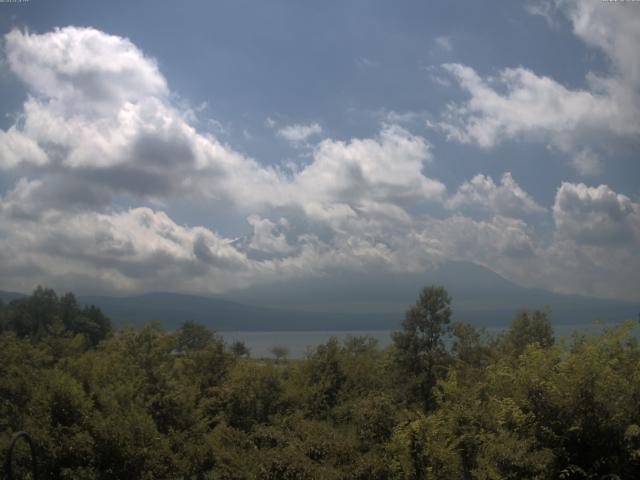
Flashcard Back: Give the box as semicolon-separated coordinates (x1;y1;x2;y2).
220;322;620;358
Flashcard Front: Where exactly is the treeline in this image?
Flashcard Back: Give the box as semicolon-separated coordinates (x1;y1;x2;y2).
0;286;111;347
1;286;639;479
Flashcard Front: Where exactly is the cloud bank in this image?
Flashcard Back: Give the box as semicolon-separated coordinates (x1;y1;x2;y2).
0;22;638;300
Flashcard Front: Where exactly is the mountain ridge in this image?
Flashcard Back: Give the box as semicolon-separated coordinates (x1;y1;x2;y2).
1;262;638;330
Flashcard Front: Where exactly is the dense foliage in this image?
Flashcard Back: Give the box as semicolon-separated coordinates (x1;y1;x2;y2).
1;286;639;479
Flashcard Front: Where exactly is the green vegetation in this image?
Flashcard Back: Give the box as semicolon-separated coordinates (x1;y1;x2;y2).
1;286;640;479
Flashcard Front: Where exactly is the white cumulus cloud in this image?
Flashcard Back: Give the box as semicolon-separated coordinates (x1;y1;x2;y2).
0;27;284;210
0;25;638;301
438;1;640;175
553;182;640;246
447;172;546;218
277;122;323;143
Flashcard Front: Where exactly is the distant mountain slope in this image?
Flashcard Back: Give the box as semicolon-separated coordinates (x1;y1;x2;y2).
3;261;638;331
77;292;393;331
227;261;640;327
0;290;27;303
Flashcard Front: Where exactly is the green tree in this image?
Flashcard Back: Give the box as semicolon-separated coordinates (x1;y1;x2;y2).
392;285;452;410
0;299;6;333
8;286;59;339
78;304;112;346
3;289;111;348
59;292;80;331
230;340;250;357
387;412;463;479
223;362;284;432
270;345;289;363
451;321;492;369
176;320;214;352
338;335;386;400
304;337;346;417
502;309;554;356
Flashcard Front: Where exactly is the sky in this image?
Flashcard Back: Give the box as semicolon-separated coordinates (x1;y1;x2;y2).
0;0;638;300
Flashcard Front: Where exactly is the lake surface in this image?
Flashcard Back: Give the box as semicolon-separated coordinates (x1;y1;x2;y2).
220;322;619;358
221;330;393;358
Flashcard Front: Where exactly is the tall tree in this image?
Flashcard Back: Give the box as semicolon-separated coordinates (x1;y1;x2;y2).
502;309;554;356
392;285;452;410
7;286;59;339
176;320;214;352
230;340;250;357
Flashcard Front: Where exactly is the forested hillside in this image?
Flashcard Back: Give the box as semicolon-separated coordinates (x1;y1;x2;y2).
1;287;639;479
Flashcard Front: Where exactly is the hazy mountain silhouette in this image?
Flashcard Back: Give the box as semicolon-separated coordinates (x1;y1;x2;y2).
76;292;385;331
1;262;638;330
0;290;26;303
227;261;639;328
